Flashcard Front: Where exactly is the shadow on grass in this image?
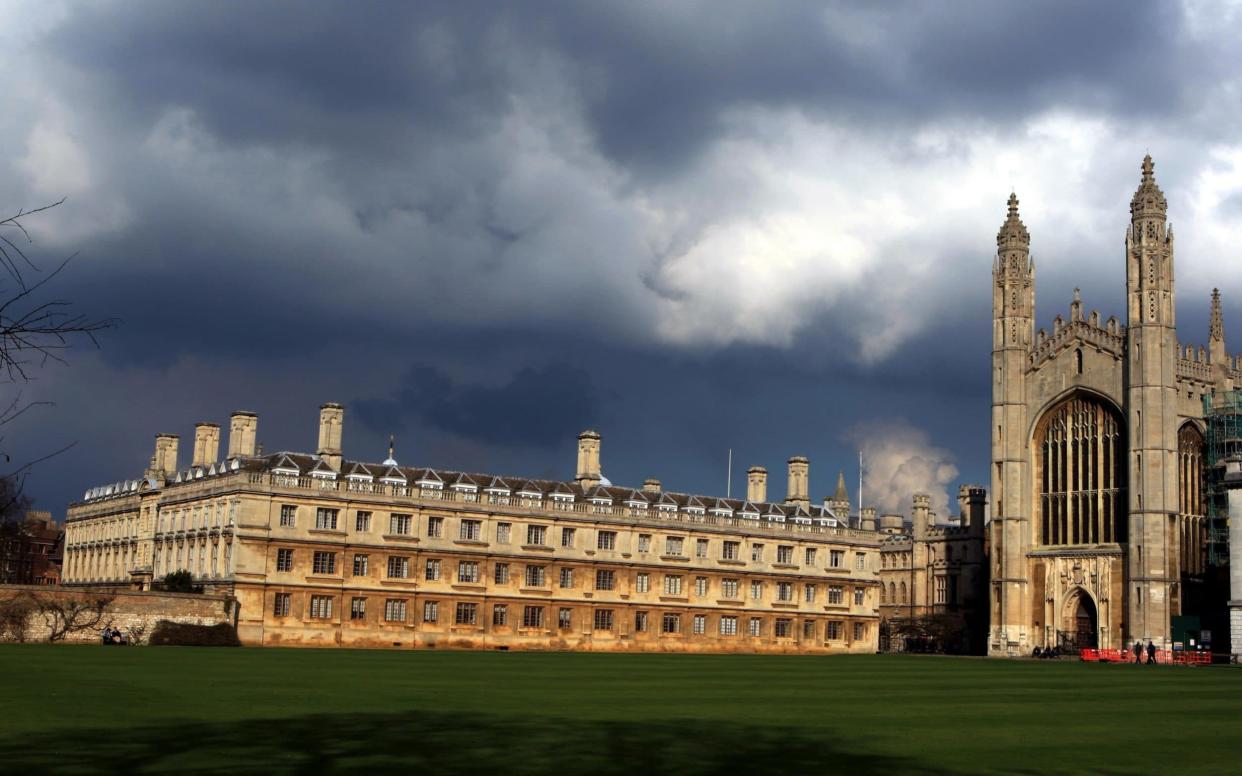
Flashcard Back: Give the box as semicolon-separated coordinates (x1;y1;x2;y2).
0;710;966;775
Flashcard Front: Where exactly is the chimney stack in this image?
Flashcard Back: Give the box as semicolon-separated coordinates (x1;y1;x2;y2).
318;403;344;470
746;466;768;503
642;478;662;494
192;423;220;467
912;493;932;539
785;456;809;509
227;412;258;458
879;512;903;534
959;484;987;535
575;430;601;488
148;434;179;478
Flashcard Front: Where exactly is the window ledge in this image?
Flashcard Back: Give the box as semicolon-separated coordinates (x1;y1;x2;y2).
309;529;347;537
451;582;485;591
306;574;343;582
659;595;689;603
454;539;488;547
772;563;799;570
380;579;418;587
717;559;746;566
519;586;552;594
659;555;689;562
521;544;553;552
771;602;799;609
383;534;419;543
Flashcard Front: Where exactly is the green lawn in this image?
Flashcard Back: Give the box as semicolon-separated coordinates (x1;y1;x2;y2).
0;646;1237;774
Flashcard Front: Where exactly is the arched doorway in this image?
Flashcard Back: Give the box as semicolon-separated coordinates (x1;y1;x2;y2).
1061;589;1098;649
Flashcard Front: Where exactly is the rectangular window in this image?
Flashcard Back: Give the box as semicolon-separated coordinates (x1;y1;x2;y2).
276;548;294;572
527;525;547;546
353;553;369;577
750;581;763;601
722;541;740;561
777;545;793;564
356;511;371;532
935;576;946;604
719;615;738;636
496;522;512;544
830;550;845;568
664;575;683;595
389;513;412;535
827;621;843;640
309;595;333;619
661;613;681;634
692;614;706;634
722;578;739;598
594;609;614;631
636;572;650;593
828;586;844;605
494;562;510;584
279;504;297;527
492;604;508;626
422;600;439;623
559;568;574;588
751;543;764;562
805;584;816;603
455;602;478;625
350;597;366;621
775;618;792;638
525;565;546;587
458;561;480;584
696;538;709;558
748;617;762;637
855;552;867;571
383;599;406;622
803;620;815;639
427;516;444;538
561;527;576;548
558;608;572;630
805;548;817;566
665;536;684;556
597;530;617;550
425;558;441;581
637;534;651;553
854;622;865;641
594;569;615;591
522;606;544;628
312;551;336;575
315;508;338;531
694;576;708;597
460;519;482;541
387;556;409;579
855;588;866;606
635;611;649;632
777;582;793;602
273;592;291;617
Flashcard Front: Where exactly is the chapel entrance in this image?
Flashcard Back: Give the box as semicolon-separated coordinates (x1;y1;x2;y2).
1061;591;1098;650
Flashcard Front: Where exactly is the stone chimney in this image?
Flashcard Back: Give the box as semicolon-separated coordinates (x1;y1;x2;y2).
746;466;768;503
192;423;220;467
575;430;601;488
912;493;932;539
879;513;904;534
227;411;258;458
785;456;809;509
642;478;662;495
318;403;344;470
959;484;987;536
147;434;179;478
860;510;878;532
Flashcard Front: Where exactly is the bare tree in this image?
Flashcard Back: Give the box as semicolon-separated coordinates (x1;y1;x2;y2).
35;592;113;641
0;199;116;565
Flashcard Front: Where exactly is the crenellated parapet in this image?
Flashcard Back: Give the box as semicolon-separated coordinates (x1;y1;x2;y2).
1029;315;1125;369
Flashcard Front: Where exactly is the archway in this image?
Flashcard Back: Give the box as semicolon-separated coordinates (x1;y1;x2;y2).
1061;589;1098;649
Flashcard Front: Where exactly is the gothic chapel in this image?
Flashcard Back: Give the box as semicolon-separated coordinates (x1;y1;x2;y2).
990;156;1223;656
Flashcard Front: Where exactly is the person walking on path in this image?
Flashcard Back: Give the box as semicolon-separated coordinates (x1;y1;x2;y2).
1146;640;1157;665
1134;641;1143;664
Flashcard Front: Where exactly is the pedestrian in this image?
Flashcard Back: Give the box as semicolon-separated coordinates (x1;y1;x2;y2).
1146;640;1157;665
1133;641;1142;664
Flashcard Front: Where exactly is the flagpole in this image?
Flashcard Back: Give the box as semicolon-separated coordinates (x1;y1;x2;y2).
726;449;733;499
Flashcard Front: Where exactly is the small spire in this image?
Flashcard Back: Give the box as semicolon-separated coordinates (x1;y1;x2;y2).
1007;192;1019;218
997;191;1030;253
1211;288;1224;342
383;434;398;466
1130;153;1167;221
833;471;849;502
1141;154;1154;183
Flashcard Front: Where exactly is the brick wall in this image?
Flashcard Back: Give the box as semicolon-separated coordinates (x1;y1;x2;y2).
0;584;236;644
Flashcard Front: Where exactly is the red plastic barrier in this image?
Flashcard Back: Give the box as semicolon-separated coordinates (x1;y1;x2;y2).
1079;648;1100;662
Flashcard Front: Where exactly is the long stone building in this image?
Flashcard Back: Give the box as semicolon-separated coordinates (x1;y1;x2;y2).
991;156;1223;656
63;406;886;652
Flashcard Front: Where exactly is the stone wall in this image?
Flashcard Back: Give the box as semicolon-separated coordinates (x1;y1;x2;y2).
0;584;237;644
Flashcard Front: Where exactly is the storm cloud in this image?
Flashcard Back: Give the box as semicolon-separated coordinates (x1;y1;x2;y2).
1;1;1241;516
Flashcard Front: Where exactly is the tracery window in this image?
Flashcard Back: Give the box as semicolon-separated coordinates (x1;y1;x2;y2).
1178;424;1205;575
1035;394;1126;546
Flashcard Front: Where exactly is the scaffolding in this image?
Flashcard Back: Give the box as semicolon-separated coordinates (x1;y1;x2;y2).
1202;391;1242;566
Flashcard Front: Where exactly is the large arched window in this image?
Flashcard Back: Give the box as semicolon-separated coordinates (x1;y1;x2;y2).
1178;423;1205;575
1034;393;1126;545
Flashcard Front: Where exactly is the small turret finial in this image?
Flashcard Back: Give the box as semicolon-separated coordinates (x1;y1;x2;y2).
1141;154;1154;182
1211;288;1224;343
1007;192;1019;218
388;434;395;460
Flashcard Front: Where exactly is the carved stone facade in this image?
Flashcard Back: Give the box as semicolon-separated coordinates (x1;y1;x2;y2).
990;157;1225;655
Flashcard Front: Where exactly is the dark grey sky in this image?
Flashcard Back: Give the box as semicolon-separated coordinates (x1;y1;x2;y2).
2;1;1240;519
